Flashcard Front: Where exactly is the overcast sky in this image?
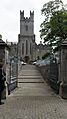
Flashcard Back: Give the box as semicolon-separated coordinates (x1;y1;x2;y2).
0;0;67;44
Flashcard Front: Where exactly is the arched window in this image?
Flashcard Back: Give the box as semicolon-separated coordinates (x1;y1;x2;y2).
26;25;28;31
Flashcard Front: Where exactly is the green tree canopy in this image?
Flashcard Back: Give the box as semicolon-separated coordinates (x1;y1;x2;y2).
41;0;63;22
40;0;67;52
50;10;67;40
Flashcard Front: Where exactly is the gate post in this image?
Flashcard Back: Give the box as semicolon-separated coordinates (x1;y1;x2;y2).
59;39;67;99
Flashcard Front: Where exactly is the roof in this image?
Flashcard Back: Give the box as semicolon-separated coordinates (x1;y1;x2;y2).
0;39;10;49
0;39;7;45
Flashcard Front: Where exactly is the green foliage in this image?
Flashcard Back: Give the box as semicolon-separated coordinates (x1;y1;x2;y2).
42;52;50;59
41;0;63;22
40;0;67;52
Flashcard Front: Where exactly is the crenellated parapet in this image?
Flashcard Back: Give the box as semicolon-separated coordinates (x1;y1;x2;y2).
30;11;34;20
20;10;34;22
20;10;24;20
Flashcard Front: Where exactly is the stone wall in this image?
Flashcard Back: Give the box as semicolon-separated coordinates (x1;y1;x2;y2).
59;43;67;99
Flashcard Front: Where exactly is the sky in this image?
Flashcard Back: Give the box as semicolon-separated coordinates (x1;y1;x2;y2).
0;0;67;44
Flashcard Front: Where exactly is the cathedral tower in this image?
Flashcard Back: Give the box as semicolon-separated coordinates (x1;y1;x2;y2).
18;10;35;62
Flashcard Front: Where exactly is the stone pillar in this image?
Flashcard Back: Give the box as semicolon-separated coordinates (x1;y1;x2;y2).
59;39;67;99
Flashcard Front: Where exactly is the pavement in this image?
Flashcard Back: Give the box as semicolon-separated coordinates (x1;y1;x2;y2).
0;64;67;119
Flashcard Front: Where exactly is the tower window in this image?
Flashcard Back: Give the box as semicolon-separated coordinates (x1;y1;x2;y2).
26;25;28;31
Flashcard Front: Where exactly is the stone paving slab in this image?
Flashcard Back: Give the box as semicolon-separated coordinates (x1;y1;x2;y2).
0;96;67;119
18;78;44;83
18;76;43;79
10;82;55;96
19;71;42;76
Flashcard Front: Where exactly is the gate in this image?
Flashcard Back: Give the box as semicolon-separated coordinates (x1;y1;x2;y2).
8;57;18;94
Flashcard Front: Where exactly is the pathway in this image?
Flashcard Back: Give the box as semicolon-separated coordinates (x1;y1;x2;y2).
0;64;67;119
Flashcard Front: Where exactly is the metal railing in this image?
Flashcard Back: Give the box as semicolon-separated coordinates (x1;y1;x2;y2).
7;56;18;94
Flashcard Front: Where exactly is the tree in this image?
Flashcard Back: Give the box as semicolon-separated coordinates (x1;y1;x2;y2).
50;10;67;41
42;52;50;60
40;0;67;52
41;0;63;22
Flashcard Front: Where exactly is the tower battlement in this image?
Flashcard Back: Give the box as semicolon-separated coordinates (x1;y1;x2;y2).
20;10;24;19
20;10;34;21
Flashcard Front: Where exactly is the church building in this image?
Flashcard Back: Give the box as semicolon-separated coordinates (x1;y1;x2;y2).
18;10;36;62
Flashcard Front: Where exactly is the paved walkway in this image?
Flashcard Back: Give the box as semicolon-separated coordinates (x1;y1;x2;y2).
0;64;67;119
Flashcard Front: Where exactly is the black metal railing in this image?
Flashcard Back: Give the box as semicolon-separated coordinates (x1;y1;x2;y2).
8;56;18;94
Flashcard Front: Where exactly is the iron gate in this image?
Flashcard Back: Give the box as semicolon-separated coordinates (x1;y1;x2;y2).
8;57;18;94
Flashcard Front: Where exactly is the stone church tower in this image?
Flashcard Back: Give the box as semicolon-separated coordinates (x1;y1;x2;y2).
18;10;35;62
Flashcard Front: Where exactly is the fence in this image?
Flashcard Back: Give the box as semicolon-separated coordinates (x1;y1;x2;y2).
49;59;59;93
37;58;60;94
7;57;18;95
